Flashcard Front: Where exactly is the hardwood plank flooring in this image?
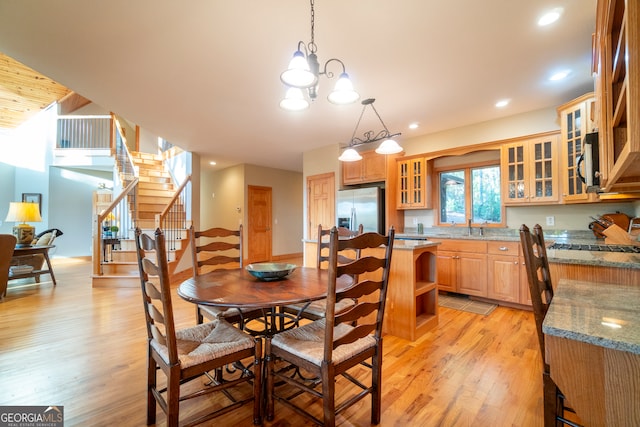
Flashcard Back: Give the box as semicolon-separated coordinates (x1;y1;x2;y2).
0;258;544;426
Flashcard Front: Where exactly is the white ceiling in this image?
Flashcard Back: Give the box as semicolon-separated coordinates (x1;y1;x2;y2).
0;0;596;172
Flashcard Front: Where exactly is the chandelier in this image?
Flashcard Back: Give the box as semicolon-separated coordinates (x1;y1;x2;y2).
338;98;403;162
280;0;359;111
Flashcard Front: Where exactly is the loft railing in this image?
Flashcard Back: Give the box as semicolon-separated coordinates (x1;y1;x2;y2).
157;175;191;251
56;115;112;149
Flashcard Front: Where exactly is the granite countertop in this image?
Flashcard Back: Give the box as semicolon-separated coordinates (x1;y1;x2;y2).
398;227;640;269
542;278;640;355
392;240;440;250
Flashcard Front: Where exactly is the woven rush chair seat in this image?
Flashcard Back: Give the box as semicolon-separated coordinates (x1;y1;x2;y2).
150;320;256;369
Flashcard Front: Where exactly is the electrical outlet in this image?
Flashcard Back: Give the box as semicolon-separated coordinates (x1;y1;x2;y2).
546;216;555;226
412;217;418;225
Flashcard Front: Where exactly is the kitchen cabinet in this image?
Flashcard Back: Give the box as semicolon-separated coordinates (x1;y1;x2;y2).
557;93;599;203
397;156;431;209
594;0;640;192
434;239;487;297
341;150;386;185
486;241;520;303
383;242;439;341
501;134;560;205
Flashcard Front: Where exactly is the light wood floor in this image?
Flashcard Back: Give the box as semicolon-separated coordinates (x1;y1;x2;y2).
0;257;544;426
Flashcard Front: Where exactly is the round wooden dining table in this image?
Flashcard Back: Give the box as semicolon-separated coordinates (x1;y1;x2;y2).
178;266;352;309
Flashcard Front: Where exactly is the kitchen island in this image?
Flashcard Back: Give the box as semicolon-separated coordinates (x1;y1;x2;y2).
543;278;640;426
384;240;441;341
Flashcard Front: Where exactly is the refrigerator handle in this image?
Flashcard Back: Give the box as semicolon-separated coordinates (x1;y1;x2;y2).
350;207;356;232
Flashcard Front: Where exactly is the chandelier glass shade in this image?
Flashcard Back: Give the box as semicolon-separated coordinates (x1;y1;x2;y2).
280;0;359;110
339;98;402;162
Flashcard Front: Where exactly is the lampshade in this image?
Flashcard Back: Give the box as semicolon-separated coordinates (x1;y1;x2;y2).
281;50;317;88
280;87;310;111
338;148;363;162
5;202;42;247
5;202;42;223
327;73;360;105
375;138;403;155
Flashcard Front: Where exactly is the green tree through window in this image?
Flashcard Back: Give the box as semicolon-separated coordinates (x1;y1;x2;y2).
439;165;502;225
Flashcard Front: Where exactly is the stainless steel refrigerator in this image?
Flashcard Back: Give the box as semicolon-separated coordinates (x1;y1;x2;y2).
336;187;385;234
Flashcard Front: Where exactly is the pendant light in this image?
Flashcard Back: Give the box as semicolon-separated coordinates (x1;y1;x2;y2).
339;98;402;161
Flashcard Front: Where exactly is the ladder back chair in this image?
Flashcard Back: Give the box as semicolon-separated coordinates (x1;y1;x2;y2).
190;225;261;329
266;226;395;427
281;224;363;325
135;228;262;426
519;224;582;427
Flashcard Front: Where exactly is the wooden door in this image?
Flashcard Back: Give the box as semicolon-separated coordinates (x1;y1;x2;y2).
307;173;335;239
247;185;272;263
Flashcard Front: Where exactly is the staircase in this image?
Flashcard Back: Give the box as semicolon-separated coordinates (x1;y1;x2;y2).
91;152;190;288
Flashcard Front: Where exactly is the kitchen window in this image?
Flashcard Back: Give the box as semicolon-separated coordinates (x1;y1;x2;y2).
438;164;503;225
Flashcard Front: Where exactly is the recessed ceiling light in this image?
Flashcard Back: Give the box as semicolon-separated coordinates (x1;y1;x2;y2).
495;99;510;108
209;161;217;166
549;70;571;81
538;8;563;26
409;123;419;130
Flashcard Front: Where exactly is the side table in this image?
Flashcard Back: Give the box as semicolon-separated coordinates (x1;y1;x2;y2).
9;245;57;286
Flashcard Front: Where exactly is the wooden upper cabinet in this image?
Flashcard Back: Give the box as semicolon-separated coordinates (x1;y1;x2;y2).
341;150;386;185
501;134;560;205
557;93;599;203
595;0;640;192
397;157;431;209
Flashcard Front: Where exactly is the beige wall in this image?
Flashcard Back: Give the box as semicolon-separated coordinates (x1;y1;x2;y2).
200;163;303;258
244;164;303;256
303;105;637;233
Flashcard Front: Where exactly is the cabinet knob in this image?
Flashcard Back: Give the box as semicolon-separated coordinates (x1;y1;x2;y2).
499;246;509;251
514;261;519;265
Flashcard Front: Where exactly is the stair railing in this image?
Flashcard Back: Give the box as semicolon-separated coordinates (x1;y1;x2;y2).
156;175;191;251
92;178;139;275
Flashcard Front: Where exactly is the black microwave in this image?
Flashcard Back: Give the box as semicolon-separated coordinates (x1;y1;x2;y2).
578;132;600;191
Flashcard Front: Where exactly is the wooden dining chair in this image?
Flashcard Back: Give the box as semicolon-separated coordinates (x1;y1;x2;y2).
0;234;18;301
281;224;363;326
266;226;395;426
190;225;262;329
519;224;582;427
135;228;262;426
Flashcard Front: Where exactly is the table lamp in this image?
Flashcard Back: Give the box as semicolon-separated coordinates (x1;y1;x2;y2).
5;201;42;247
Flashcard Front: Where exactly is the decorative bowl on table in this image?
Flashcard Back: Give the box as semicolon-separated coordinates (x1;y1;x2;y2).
246;263;297;281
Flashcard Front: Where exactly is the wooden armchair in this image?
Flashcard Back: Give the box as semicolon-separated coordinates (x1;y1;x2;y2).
266;226;395;426
0;234;18;301
135;228;262;426
519;224;582;427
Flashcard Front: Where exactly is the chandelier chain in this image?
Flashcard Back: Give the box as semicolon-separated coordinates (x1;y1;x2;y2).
309;0;316;53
